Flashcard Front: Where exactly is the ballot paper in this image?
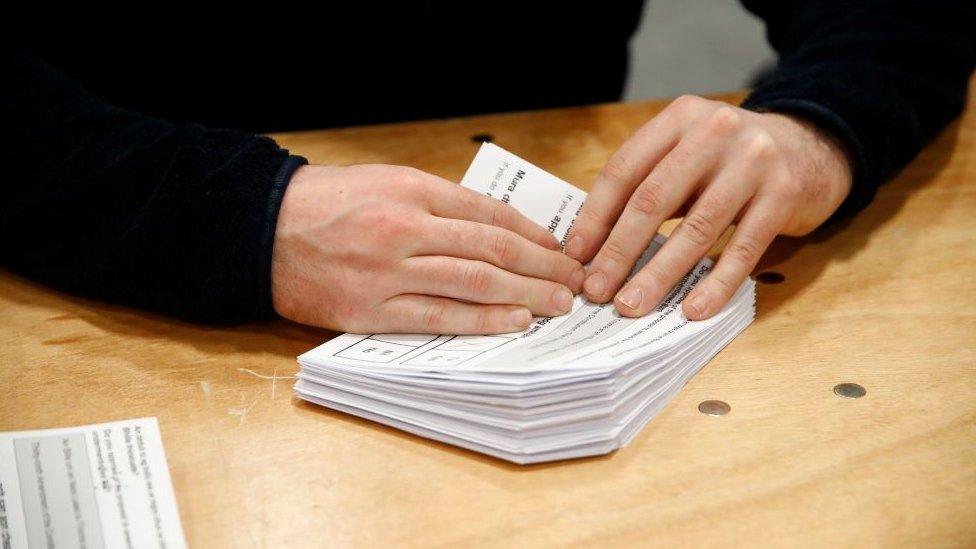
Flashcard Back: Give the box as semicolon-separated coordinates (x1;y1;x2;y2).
295;143;755;463
0;418;186;549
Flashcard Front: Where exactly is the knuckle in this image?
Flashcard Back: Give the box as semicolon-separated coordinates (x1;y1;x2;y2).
724;237;763;267
555;255;579;281
678;212;717;247
580;207;610;233
446;219;484;248
368;207;413;242
487;202;510;228
601;239;631;266
445;216;466;234
444;218;468;244
640;264;670;289
600;153;636;186
454;187;480;211
475;308;494;334
704;106;742;135
421;302;446;332
462;262;493;294
397;166;426;189
695;190;732;220
743;131;777;160
629;182;667;216
708;274;737;298
671;94;705;115
649;152;680;183
490;232;519;266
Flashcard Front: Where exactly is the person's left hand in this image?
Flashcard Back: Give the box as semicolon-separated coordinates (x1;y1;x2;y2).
564;95;853;320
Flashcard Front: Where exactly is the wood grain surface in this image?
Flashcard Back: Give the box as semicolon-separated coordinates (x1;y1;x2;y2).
2;86;974;547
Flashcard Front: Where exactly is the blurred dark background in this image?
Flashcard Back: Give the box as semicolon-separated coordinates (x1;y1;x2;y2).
18;1;774;134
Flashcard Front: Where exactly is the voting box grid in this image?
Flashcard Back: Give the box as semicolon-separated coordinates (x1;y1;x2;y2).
333;334;440;363
332;334;518;366
401;335;516;367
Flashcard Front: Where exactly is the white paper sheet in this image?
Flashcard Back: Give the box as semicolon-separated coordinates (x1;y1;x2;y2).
0;417;186;549
299;143;753;374
294;144;757;463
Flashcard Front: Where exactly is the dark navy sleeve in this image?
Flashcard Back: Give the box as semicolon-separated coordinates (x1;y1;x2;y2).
741;0;975;219
0;50;307;322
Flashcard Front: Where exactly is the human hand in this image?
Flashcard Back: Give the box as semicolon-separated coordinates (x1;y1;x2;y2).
271;164;585;334
565;95;853;319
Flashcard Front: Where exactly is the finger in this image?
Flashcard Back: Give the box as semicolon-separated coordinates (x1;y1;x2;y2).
420;217;585;293
613;150;760;317
381;294;533;335
399;256;575;317
423;176;561;251
583;108;743;304
682;191;791;320
565;95;719;264
564;114;683;263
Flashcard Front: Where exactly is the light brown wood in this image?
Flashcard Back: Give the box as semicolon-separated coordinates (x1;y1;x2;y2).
3;85;975;547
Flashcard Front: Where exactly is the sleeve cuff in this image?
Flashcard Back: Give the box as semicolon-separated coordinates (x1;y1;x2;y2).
255;153;308;320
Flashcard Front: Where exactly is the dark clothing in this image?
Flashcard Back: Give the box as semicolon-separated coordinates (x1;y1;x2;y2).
1;2;973;323
741;0;975;220
24;5;642;133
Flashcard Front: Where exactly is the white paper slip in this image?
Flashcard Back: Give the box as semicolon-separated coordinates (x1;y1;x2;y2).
295;143;756;463
299;143;749;375
458;142;586;247
0;417;186;549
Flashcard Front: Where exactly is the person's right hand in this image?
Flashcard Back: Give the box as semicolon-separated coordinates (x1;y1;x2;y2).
271;164;585;334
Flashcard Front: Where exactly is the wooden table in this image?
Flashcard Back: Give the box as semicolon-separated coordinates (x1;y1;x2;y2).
3;86;975;547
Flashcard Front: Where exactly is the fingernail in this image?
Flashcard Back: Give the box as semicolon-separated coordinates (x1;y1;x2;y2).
686;294;707;318
552;287;574;314
509;308;532;328
569;268;585;293
584;271;607;297
566;234;584;258
616;286;643;310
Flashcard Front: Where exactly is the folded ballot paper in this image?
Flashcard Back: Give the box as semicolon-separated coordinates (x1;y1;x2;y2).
295;143;755;464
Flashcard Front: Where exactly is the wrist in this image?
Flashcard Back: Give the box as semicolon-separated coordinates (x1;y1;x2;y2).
270;162;319;321
762;112;853;226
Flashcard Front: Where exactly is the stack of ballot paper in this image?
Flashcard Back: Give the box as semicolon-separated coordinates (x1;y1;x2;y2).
295;144;755;464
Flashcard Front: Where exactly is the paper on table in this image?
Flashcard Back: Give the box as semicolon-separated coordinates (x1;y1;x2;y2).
0;417;186;549
295;144;756;463
300;143;752;375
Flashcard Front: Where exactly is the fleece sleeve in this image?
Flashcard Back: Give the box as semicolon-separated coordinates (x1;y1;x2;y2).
0;50;307;323
741;0;975;220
